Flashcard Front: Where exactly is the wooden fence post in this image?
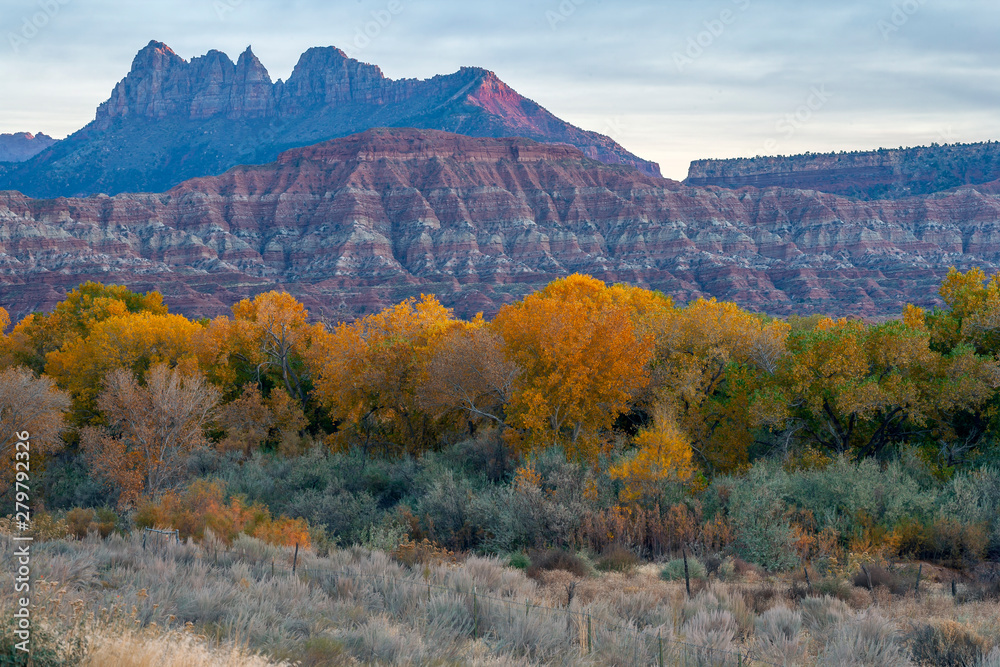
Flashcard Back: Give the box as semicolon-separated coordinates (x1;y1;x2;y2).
293;543;299;575
683;548;691;597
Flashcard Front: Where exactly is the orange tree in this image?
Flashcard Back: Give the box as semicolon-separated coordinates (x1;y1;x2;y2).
199;291;320;408
308;294;459;455
491;274;657;461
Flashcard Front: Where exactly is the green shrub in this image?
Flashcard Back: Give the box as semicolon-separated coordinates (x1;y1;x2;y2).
507;552;530;570
725;464;798;571
660;556;707;582
0;616;84;666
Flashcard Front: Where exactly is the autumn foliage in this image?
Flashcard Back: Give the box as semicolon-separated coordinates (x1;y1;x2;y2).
136;479;310;547
3;268;1000;532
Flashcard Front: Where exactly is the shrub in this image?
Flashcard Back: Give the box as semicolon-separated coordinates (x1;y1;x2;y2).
682;609;738;658
982;647;1000;667
0;614;84;666
525;549;590;579
851;564;913;595
725;464;798;571
660;556;707;582
801;595;851;636
754;605;806;666
819;610;909;667
507;552;530;570
595;544;640;573
909;620;987;667
66;507;117;539
136;479;310;547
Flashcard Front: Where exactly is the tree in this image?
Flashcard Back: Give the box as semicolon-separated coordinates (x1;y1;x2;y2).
419;320;521;430
202;292;319;407
45;311;204;424
758;317;1000;460
0;283;166;374
645;298;789;471
608;405;695;506
0;368;70;504
492;274;655;460
309;294;458;455
81;364;219;507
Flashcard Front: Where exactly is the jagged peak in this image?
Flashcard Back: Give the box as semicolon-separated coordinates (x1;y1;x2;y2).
130;40;184;71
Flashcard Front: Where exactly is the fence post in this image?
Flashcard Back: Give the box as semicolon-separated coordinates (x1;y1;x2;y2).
914;563;922;595
683;547;691;597
952;579;957;599
142;530;146;551
271;559;274;578
472;587;478;640
587;614;592;654
293;543;299;576
658;628;663;667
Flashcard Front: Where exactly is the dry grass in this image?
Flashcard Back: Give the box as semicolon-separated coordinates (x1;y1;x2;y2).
2;532;999;666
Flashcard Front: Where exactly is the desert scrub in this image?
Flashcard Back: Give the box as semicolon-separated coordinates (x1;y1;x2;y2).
908;619;988;667
818;609;910;667
660;555;707;582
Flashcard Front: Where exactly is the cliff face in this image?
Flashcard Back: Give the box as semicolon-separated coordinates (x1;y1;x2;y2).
0;133;57;163
687;142;1000;200
2;129;998;322
0;42;659;199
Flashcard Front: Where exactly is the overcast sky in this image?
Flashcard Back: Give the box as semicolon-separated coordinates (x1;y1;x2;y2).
1;0;998;179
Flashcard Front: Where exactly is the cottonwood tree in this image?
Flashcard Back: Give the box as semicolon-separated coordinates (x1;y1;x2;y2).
203;292;319;407
420;322;521;431
309;294;458;455
492;274;655;461
45;311;203;425
82;364;219;507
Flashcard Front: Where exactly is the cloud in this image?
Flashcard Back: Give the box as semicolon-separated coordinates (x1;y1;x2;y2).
1;0;998;179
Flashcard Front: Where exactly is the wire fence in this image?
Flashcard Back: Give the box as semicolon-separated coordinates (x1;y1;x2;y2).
155;535;779;667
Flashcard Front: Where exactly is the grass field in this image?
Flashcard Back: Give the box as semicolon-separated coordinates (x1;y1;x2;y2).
3;531;999;666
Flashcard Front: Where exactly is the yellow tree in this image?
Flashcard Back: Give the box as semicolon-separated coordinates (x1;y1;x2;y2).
45;311;203;424
0;283;166;374
309;295;458;455
608;405;695;506
491;274;655;460
81;364;219;507
200;292;319;407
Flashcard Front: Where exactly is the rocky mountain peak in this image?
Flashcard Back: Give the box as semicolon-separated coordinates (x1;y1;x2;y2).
0;132;57;163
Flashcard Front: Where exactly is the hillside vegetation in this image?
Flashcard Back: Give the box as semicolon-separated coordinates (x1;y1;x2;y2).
2;270;1000;663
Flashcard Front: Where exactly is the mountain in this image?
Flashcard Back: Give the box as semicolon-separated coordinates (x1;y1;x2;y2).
0;41;659;198
686;142;1000;200
2;128;998;322
0;132;57;163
